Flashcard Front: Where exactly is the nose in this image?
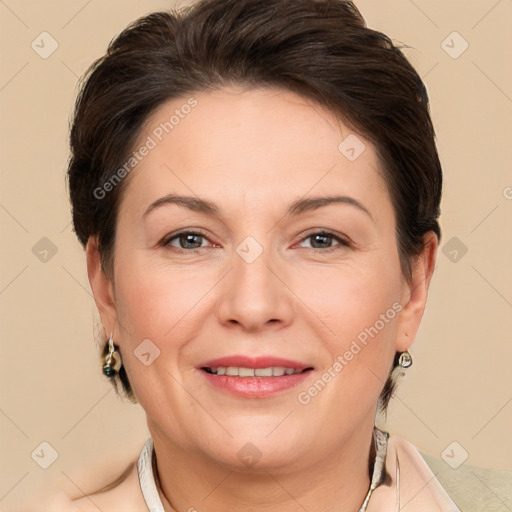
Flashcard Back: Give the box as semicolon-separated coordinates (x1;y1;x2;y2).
216;243;295;333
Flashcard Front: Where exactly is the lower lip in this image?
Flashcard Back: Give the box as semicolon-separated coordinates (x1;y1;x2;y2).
199;370;313;398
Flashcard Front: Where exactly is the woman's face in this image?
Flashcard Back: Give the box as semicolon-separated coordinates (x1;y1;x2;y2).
89;86;434;470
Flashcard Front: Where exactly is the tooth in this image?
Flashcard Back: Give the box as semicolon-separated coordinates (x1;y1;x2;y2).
254;367;273;377
211;366;301;377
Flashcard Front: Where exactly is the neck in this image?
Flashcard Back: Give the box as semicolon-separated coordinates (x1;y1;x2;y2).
150;421;376;512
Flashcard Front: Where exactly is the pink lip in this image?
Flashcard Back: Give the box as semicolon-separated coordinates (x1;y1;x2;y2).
197;355;314;398
199;355;311;370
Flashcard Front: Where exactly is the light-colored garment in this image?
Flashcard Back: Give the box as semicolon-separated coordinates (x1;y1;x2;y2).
365;432;461;511
136;428;462;511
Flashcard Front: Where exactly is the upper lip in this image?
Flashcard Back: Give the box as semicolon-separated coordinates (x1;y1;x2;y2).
198;355;313;371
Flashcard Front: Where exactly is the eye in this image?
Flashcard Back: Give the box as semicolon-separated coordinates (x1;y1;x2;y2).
161;229;351;253
297;231;351;252
162;230;212;251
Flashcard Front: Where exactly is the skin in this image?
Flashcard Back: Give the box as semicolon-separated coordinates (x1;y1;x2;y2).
83;86;438;511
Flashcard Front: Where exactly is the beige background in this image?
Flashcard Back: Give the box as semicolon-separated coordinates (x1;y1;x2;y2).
1;0;511;509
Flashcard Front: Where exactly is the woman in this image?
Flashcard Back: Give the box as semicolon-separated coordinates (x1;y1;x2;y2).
52;0;460;509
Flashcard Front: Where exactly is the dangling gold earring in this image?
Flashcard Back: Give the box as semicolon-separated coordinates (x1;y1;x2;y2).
102;333;122;377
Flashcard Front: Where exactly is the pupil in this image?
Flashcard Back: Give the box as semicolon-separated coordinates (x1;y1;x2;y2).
182;234;201;248
313;234;330;248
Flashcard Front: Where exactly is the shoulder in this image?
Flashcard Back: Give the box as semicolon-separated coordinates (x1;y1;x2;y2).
389;433;512;512
418;448;512;512
45;460;148;512
40;491;81;512
73;460;147;512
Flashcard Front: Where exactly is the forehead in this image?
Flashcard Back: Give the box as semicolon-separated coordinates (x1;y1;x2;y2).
119;86;391;219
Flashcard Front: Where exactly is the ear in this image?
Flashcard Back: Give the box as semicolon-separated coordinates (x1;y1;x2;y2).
86;236;118;338
395;231;439;352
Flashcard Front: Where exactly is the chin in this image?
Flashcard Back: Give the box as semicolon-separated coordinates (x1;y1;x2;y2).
200;423;312;472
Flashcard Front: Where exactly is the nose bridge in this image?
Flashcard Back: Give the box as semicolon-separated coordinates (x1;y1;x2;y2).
233;236;279;305
217;234;294;330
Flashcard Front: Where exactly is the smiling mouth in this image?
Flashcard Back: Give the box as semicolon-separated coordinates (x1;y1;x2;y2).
201;366;314;377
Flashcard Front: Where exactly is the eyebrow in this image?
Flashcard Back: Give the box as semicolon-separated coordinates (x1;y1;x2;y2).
143;193;373;221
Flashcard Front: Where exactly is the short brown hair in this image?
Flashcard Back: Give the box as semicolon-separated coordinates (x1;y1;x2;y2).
67;0;442;412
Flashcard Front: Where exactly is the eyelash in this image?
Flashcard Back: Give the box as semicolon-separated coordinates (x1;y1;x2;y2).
161;229;352;254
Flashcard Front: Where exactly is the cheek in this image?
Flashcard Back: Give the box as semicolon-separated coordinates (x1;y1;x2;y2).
293;253;402;383
291;269;400;427
296;255;401;336
112;255;218;372
111;258;198;411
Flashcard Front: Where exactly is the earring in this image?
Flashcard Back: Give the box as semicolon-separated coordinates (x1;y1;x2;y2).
398;350;413;368
102;333;122;377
